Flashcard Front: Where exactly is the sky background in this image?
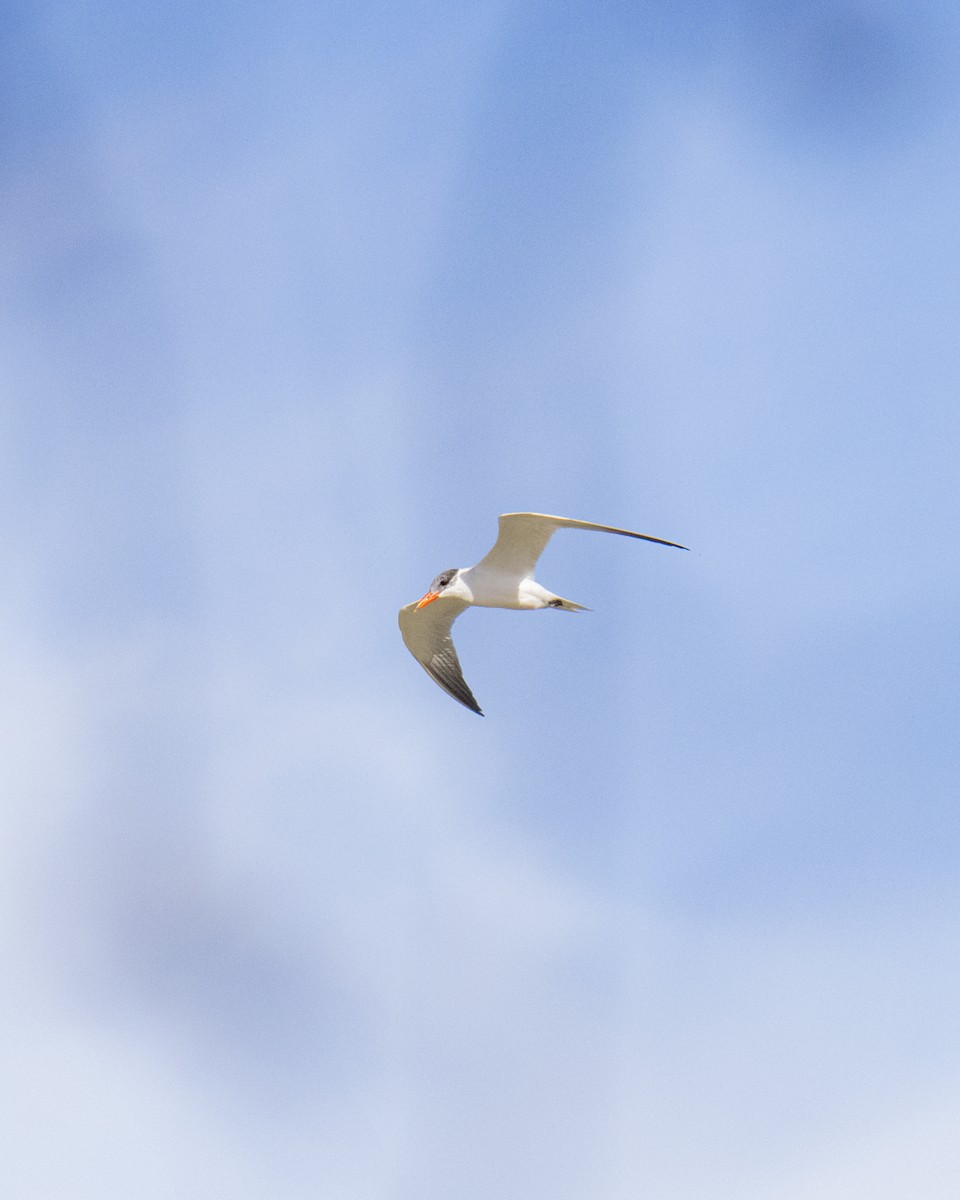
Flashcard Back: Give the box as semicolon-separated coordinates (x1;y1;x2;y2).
2;1;959;1196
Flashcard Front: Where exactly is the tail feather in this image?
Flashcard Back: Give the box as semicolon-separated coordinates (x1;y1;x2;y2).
550;596;590;612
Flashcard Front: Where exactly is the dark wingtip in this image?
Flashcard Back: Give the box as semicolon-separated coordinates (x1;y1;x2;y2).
641;533;689;551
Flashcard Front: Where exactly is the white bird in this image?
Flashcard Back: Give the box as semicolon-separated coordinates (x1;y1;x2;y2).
398;511;687;715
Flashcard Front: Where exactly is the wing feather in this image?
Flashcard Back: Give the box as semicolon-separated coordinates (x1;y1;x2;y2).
398;599;483;715
475;512;688;578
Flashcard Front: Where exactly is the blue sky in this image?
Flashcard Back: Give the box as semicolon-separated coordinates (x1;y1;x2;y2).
2;1;959;1196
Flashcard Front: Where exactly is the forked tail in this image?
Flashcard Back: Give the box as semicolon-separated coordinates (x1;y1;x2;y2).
548;595;591;612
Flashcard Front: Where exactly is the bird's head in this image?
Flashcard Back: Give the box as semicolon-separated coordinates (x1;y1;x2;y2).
415;568;465;609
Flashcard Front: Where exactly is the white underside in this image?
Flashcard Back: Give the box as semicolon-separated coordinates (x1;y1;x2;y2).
459;567;559;610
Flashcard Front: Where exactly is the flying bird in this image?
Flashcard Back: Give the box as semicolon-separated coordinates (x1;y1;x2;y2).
398;511;687;715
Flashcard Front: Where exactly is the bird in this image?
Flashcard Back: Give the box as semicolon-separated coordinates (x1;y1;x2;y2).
398;511;687;715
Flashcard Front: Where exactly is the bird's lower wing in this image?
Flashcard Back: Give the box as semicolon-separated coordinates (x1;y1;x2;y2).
398;599;483;715
475;512;688;578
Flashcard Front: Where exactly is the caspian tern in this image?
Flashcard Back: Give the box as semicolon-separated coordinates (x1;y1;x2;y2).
398;511;687;715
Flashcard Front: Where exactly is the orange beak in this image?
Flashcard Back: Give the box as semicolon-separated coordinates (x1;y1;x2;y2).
415;591;441;610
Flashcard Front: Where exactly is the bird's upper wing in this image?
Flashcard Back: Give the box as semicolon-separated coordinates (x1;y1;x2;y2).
475;512;688;579
398;599;483;715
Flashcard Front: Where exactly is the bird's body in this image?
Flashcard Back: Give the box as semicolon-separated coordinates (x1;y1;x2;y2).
441;568;577;611
399;512;687;715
